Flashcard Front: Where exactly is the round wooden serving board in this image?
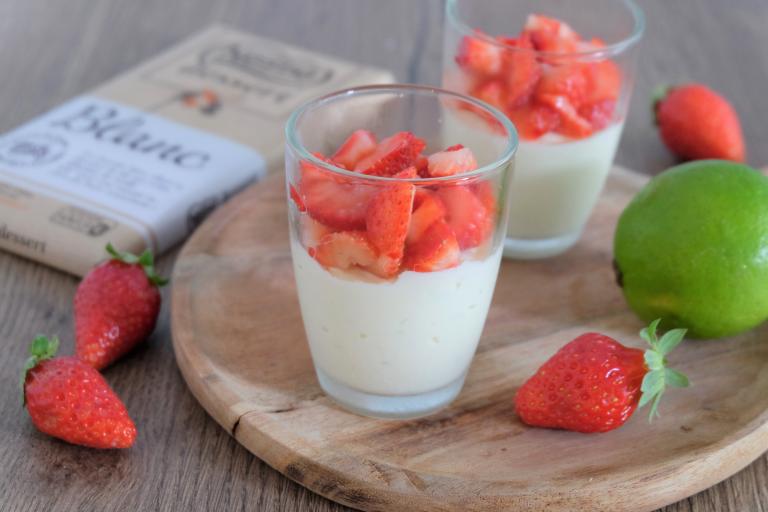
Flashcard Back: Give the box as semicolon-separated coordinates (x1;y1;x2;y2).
171;168;768;512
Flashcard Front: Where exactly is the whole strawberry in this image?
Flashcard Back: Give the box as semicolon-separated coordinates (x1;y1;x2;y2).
75;244;167;370
515;320;688;433
21;336;136;448
654;83;745;162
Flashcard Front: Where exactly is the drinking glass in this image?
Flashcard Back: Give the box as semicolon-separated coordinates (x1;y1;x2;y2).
285;85;517;418
443;0;644;258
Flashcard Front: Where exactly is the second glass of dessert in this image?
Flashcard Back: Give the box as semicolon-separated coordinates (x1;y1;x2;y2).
285;85;517;419
443;0;644;258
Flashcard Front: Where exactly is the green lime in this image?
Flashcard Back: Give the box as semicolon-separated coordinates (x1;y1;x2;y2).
614;160;768;339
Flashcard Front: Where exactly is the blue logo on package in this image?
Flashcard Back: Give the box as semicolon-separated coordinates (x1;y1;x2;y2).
0;133;68;167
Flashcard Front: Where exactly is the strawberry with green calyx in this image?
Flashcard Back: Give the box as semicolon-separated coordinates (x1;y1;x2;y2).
653;83;745;162
22;335;137;449
75;243;167;370
515;320;689;433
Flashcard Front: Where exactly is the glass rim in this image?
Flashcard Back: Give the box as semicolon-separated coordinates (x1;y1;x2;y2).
284;84;518;184
445;0;645;59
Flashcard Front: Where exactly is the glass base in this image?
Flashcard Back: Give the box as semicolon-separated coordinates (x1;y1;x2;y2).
316;367;467;420
503;231;581;259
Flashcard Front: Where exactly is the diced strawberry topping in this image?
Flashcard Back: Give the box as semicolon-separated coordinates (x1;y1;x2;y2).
506;103;560;140
415;154;429;177
366;182;415;276
497;34;541;108
471;181;497;216
301;157;376;230
332;129;377;169
403;220;460;272
456;31;502;76
393;166;418;179
355;132;426;176
583;60;622;103
437;186;492;249
407;190;446;244
453;14;620;141
300;216;335;249
534;64;588;108
537;94;593;138
314;231;377;271
295;130;498;279
472;79;506;111
427;146;478;177
523;14;579;53
579;99;616;131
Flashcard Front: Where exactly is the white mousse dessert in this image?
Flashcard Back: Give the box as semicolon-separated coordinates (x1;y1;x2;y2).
291;239;502;396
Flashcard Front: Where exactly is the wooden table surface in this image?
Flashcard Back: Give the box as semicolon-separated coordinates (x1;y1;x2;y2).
1;1;766;511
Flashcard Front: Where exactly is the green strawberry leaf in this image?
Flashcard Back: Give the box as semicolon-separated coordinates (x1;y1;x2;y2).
640;369;664;403
638;319;690;422
639;318;661;348
665;368;690;388
648;392;664;421
106;243;140;264
20;335;59;406
658;328;687;356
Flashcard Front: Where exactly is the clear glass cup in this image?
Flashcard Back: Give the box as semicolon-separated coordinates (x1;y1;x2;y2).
443;0;644;258
285;85;517;419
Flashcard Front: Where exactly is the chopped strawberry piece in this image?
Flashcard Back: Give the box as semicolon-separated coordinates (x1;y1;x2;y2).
497;34;541;108
506;103;560;140
537;94;593;138
403;220;460;272
332;129;377;169
534;64;588;108
300;216;335;248
407;190;446;244
523;14;580;53
393;166;418;179
366;182;415;275
289;184;306;212
583;60;622;103
456;31;502;76
355;132;426;176
437;186;492;249
301;158;376;230
314;231;377;271
471;181;497;216
444;144;464;152
579;99;616;130
415;154;429;177
472;79;506;110
427;146;478;177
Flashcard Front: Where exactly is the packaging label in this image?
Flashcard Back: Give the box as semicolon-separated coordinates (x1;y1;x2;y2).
142;28;359;119
0;95;265;252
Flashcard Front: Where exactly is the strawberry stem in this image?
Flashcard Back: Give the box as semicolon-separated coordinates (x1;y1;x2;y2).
651;85;672;126
638;319;690;421
106;243;169;287
20;335;59;405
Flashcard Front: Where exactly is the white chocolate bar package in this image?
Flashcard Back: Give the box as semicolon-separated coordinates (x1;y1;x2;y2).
0;25;394;276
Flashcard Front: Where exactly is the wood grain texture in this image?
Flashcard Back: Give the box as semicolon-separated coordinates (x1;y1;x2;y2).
170;171;768;512
1;1;767;511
